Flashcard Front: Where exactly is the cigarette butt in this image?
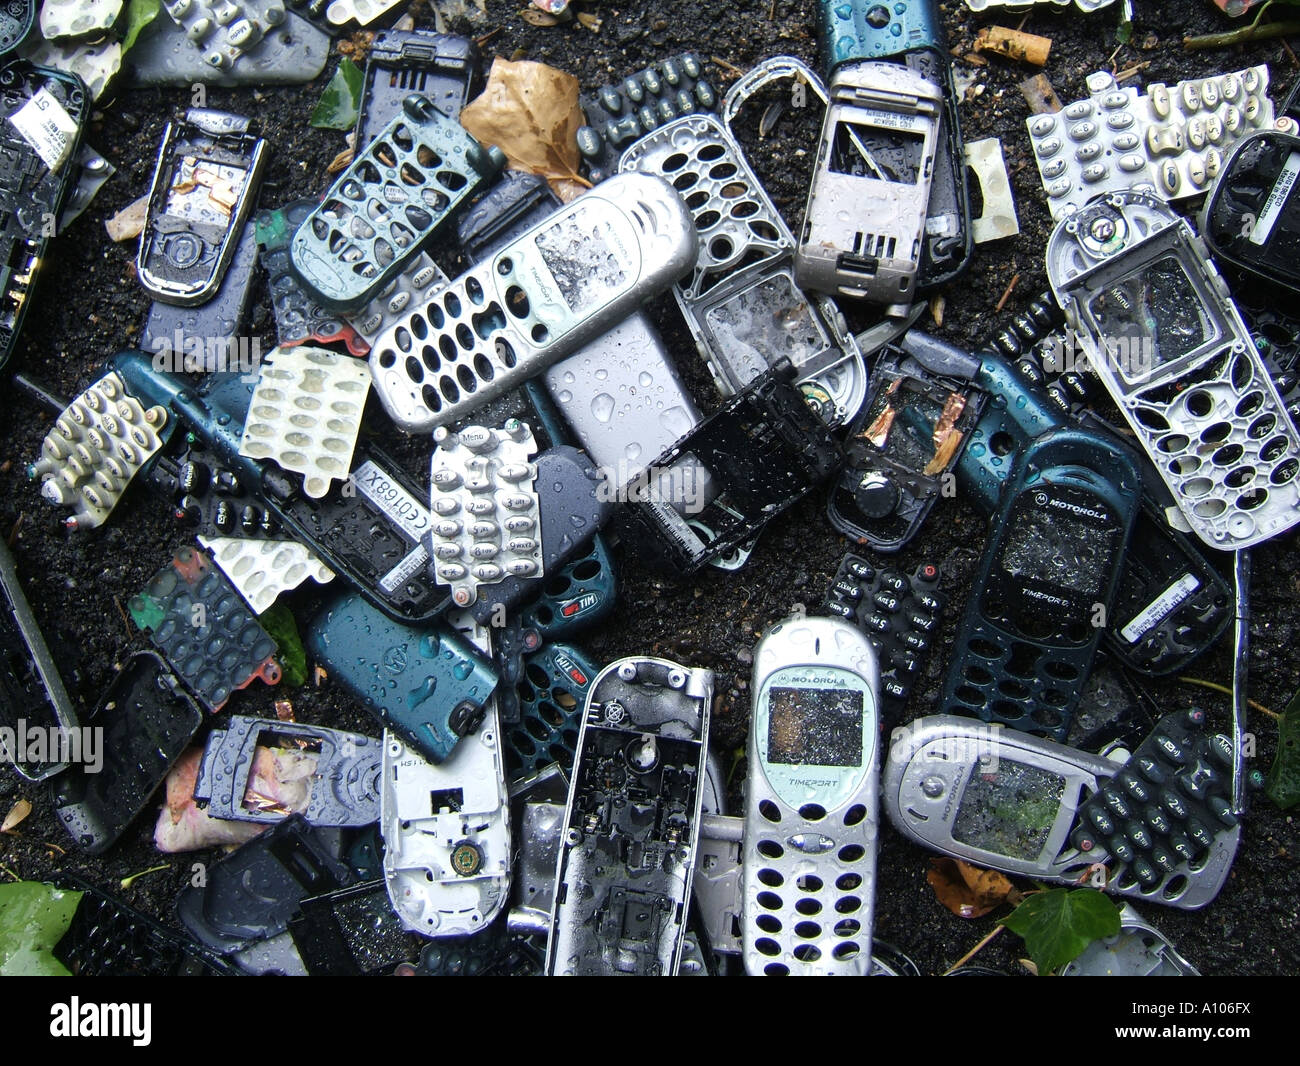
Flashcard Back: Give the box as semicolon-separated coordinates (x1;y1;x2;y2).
976;26;1052;68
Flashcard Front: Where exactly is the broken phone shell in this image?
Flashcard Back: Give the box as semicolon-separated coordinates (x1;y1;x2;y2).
1202;129;1300;294
816;0;973;289
827;344;986;552
137;108;266;306
368;171;699;432
305;589;498;765
0;534;80;781
114;355;453;624
354;30;480;149
193;715;382;827
545;656;712;975
176;814;356;954
380;611;511;938
0;60;87;371
290;95;504;311
619;112;867;425
52;651;202;853
457;170;713;505
616;359;842;575
795;60;942;314
1060;904;1199;976
883;714;1240;911
743;615;880;976
1048;189;1300;550
939;426;1141;741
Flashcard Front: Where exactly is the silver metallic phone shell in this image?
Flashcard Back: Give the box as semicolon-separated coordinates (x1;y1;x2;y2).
883;715;1239;911
743;616;881;976
379;612;510;936
545;656;713;976
619;114;866;425
369;172;698;433
1048;190;1300;549
795;62;942;314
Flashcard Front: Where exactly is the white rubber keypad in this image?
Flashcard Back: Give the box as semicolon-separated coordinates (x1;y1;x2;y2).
428;420;541;608
239;346;370;499
1028;66;1275;220
30;371;168;531
200;534;335;614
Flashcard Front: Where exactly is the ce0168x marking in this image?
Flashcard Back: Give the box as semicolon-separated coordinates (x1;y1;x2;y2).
1048;190;1300;549
368;172;698;432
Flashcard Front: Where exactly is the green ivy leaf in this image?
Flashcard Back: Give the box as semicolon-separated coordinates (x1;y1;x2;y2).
259;603;307;687
1266;688;1300;809
309;58;364;131
999;888;1121;974
0;882;83;976
121;0;161;55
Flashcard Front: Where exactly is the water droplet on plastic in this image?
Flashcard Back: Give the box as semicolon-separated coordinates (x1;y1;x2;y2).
638;372;653;388
591;393;615;422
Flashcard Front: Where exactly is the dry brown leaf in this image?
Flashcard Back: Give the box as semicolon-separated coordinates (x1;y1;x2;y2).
927;857;1017;918
460;58;592;199
105;193;150;242
1;798;31;833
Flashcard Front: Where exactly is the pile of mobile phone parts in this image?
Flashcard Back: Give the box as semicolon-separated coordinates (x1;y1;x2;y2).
354;30;480;147
238;346;370;498
1027;66;1275;220
576;53;718;182
367;171;698;432
53;652;203;853
546;657;713;975
128;546;281;711
137;109;266;306
193;715;382;827
619;112;867;424
289;95;503;310
824;554;944;718
1047;189;1300;549
29;370;171;531
254;200;369;354
0;60;87;369
618;360;842;574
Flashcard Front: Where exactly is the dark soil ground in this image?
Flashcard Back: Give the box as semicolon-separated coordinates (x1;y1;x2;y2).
0;0;1297;976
